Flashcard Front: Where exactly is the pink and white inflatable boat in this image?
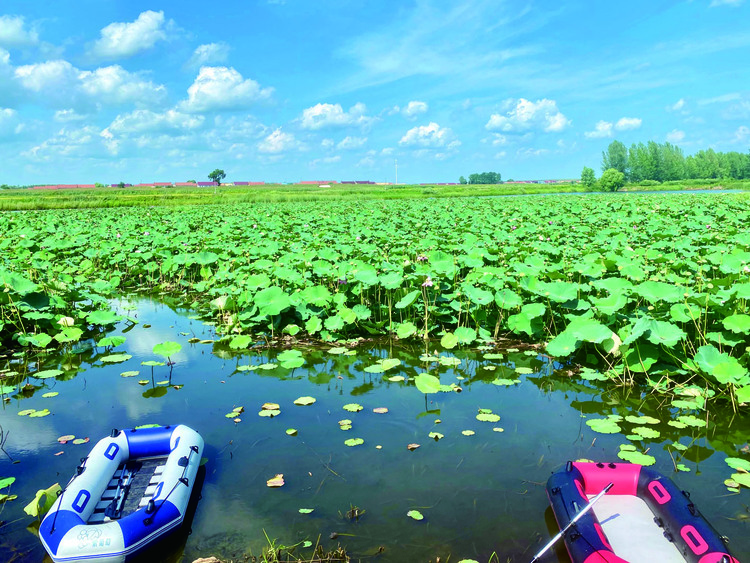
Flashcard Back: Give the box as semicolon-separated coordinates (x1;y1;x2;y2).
546;461;739;563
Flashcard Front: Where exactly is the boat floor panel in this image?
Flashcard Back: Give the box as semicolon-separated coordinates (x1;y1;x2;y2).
591;495;684;563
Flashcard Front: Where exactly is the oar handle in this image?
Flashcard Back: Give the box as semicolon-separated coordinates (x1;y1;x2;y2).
530;482;613;563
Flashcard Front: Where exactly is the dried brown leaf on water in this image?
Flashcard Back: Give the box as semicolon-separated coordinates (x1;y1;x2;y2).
266;474;285;488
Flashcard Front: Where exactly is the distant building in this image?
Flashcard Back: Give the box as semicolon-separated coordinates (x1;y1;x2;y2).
196;181;218;187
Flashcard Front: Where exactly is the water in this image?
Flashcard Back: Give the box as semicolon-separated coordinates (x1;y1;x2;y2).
1;299;748;562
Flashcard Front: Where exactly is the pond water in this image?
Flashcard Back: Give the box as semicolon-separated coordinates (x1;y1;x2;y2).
1;299;748;562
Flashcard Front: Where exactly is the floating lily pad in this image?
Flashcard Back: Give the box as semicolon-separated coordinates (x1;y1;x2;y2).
120;371;139;378
343;403;363;412
387;375;405;382
677;415;707;428
32;369;63;380
293;396;316;406
586;418;621;434
258;363;278;370
515;367;533;374
617;450;656;465
286;429;298;436
141;360;165;367
730;473;750;488
407;443;420;451
72;438;89;445
137;380;149;385
373;407;388;414
101;354;132;364
29;409;50;418
407;510;424;521
725;457;750;472
298;508;314;514
428;432;444;441
262;402;280;410
345;438;364;447
258;409;281;418
42;392;59;398
476;413;501;423
625;415;660;425
493;427;504;432
267;474;285;487
492;378;519;386
631;426;661;439
461;430;475;436
57;435;75;443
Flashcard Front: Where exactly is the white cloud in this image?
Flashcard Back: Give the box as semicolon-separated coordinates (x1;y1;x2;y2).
90;11;168;59
516;147;549;157
188;43;230;67
495;151;507;158
0;107;18;135
23;125;107;160
337;136;367;150
584;120;613;139
78;65;167;106
14;61;167;108
54;109;87;122
491;134;507;146
300;102;376;130
402;100;428;119
486;98;570;133
666;129;685;142
381;147;394;155
615;117;642;130
257;128;299;154
734;125;749;143
321;138;334;149
310;155;341;166
179;66;273;112
0;15;39;47
106;109;205;134
399;122;456;147
710;0;744;6
668;98;686;111
14;60;78;92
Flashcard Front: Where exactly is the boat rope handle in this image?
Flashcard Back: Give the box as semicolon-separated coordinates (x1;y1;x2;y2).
143;445;198;525
50;456;89;534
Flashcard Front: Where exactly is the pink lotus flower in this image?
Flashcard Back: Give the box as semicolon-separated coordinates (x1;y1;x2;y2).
422;276;433;287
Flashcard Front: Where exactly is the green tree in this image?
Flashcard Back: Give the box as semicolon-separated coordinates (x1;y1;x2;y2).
580;166;596;188
118;181;126;189
208;169;226;186
601;140;628;178
459;176;467;185
468;172;501;184
599;168;625;192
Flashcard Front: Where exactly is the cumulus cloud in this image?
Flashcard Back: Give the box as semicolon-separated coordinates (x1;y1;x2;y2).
733;125;749;143
337;136;367;150
710;0;744;6
398;100;428;119
584;120;613;139
54;109;87;122
486;98;570;133
78;65;167;106
310;155;341;166
668;98;686;112
0;107;19;137
23;125;107;160
300;102;376;130
187;43;230;67
90;10;169;59
179;66;273;112
615;117;642;130
14;61;167;108
257;128;299;154
321;138;335;149
106;109;205;135
666;129;685;142
399;122;456;148
0;15;39;47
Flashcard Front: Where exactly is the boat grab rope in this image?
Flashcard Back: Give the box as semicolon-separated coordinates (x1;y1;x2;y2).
143;445;199;526
49;456;89;534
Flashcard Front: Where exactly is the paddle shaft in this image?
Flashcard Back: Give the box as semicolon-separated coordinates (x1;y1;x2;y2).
530;482;614;563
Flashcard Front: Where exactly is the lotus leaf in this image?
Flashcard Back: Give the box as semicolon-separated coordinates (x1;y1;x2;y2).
101;354;132;363
407;510;424;520
344;438;364;447
293;396;316;406
343;403;363;412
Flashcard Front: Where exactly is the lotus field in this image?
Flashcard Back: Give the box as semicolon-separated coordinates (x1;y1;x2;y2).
1;192;750;406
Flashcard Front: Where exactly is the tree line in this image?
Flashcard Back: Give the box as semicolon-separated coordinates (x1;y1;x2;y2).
600;140;750;183
459;172;502;184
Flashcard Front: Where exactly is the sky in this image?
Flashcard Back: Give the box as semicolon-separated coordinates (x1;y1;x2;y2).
0;0;749;185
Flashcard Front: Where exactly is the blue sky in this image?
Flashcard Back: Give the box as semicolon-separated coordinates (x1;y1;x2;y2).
0;0;748;185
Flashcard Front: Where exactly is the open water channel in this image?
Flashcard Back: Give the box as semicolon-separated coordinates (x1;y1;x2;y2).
1;298;748;562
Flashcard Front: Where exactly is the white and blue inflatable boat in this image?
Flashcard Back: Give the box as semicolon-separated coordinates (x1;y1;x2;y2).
39;424;204;563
